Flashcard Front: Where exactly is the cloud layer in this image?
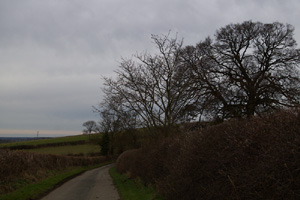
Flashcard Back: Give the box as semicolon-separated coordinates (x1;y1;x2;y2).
1;0;300;135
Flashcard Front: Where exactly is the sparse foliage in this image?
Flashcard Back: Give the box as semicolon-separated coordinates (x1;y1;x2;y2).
96;99;139;133
182;21;300;120
98;21;300;199
96;20;300;133
97;33;196;134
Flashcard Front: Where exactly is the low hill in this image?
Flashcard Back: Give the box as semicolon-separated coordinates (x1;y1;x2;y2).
1;132;99;146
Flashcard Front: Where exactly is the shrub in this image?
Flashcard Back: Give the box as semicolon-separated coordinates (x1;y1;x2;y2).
101;129;144;156
0;150;107;193
116;109;300;200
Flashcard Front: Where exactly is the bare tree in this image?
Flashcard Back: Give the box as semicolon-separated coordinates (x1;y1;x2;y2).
94;99;139;155
182;21;300;120
98;33;196;133
82;120;98;134
96;99;139;133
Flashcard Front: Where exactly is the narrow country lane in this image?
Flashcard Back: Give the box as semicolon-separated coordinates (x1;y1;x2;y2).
41;164;120;200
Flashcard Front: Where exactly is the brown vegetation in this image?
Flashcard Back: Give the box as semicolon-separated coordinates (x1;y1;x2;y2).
1;140;86;150
99;21;300;199
96;21;300;135
0;149;108;193
116;109;300;199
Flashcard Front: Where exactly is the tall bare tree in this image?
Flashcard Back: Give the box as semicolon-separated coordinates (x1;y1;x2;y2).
182;21;300;120
99;33;196;132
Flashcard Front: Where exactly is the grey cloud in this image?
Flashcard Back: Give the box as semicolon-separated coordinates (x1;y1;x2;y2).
1;0;300;134
0;73;101;130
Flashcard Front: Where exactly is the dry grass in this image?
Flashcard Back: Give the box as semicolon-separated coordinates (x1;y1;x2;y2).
0;149;107;194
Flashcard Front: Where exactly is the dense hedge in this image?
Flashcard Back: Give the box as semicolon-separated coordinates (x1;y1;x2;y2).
1;140;86;150
0;150;107;193
116;109;300;200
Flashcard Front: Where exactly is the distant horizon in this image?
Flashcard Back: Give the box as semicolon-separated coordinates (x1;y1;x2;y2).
0;129;82;137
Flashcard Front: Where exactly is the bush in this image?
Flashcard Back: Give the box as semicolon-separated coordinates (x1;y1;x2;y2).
0;150;108;193
100;129;144;156
116;136;181;184
116;109;300;200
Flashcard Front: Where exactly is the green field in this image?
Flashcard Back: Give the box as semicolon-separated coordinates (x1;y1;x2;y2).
25;144;100;155
0;133;103;156
0;134;102;149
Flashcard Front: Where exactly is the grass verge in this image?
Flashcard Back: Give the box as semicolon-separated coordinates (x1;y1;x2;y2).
0;162;113;200
109;167;163;200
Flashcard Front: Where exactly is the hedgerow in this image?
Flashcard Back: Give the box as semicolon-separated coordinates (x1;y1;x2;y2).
116;109;300;199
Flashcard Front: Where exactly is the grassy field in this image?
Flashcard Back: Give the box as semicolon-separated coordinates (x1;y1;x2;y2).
0;134;102;149
25;144;100;155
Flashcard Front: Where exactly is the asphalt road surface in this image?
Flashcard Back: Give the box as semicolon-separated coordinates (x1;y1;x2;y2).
41;164;120;200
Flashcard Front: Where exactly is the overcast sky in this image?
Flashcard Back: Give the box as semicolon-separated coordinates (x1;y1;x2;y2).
1;0;300;137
